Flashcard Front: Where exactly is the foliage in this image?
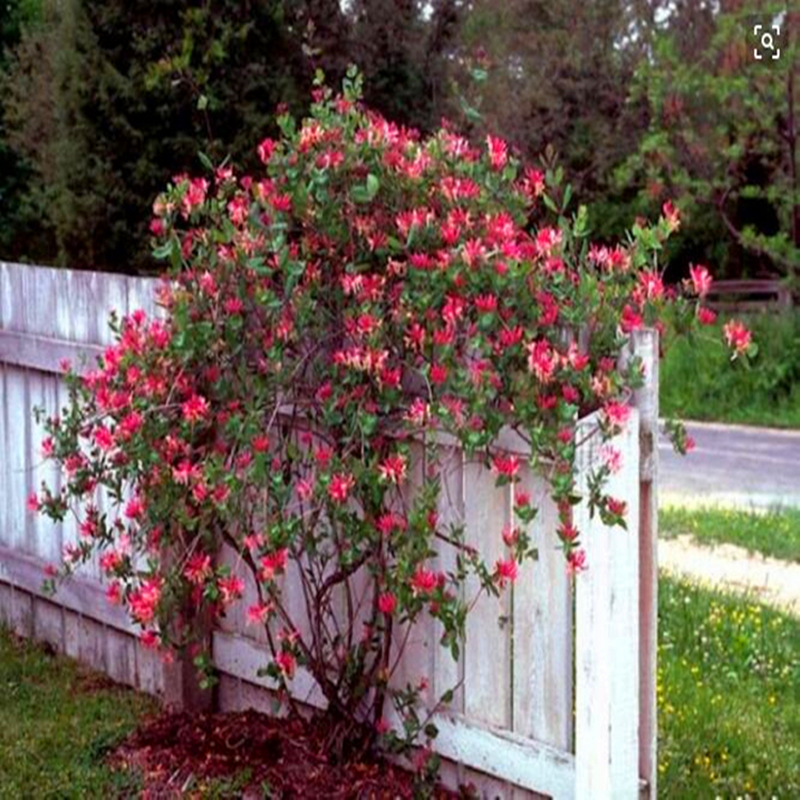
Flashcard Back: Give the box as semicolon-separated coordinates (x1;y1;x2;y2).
660;506;800;564
658;577;800;797
31;73;740;759
2;0;310;273
0;627;156;797
661;310;800;428
618;3;800;281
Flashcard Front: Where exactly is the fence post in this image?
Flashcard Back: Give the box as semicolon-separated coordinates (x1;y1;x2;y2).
575;410;641;799
628;329;659;798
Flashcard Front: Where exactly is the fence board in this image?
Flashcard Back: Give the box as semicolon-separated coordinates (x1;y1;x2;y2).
574;411;640;799
512;468;572;751
0;263;656;799
463;459;513;731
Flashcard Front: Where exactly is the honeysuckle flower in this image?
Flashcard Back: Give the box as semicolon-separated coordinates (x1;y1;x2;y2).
184;553;212;585
410;566;438;595
494;557;519;588
689;264;712;297
378;454;407;484
527;339;556;383
181;393;209;423
486;135;508;170
246;602;273;625
260;548;288;581
328;472;355;504
723;320;752;355
697;306;717;325
378;592;397;615
492;454;520;480
603;401;631;429
567;548;588;576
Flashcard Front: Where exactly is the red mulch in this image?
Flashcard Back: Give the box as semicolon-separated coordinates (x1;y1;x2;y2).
111;709;460;798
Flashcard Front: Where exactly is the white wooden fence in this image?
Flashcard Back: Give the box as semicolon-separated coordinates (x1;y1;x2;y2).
0;262;659;799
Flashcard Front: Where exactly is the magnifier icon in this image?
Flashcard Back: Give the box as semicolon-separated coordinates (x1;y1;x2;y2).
760;31;775;52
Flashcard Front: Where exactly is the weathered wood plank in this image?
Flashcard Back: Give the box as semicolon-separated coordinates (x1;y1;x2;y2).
433;712;575;799
0;543;134;632
574;411;640;799
512;467;572;750
0;330;103;374
463;460;512;731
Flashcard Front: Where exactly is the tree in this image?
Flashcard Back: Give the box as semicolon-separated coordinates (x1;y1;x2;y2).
617;2;799;281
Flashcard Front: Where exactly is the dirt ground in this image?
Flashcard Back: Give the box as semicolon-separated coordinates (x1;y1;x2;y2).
111;709;460;799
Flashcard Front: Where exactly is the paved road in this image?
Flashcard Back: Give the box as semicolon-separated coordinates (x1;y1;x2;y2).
659;421;800;509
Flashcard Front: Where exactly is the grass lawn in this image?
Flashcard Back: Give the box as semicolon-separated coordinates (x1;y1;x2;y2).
658;576;800;797
660;310;800;429
0;628;158;798
660;506;800;563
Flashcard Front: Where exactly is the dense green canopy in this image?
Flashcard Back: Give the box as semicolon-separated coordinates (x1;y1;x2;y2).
1;0;796;280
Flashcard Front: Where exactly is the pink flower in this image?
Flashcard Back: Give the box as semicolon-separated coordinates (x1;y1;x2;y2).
494;557;518;588
99;550;122;574
559;523;579;542
697;306;717;325
172;459;200;485
257;138;276;164
182;177;208;215
219;575;245;605
602;446;623;474
492;454;520;480
250;434;269;453
124;496;144;520
106;582;122;605
689;264;712;297
486;135;508;170
527;339;556;383
410;566;438;595
247;602;273;625
662;200;680;232
405;398;430;426
182;394;209;423
376;512;406;536
620;305;643;333
639;272;664;300
328;473;355;504
606;497;627;517
378;592;397;615
723;320;751;356
501;525;519;547
26;492;40;513
117;411;143;441
129;578;162;624
603;402;631;429
515;491;530;509
567;549;588;576
260;548;288;581
184;552;212;585
378;454;407;484
275;651;296;679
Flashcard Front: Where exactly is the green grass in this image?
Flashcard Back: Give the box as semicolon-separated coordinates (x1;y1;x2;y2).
660;506;800;563
659;576;800;797
0;628;157;798
661;310;800;428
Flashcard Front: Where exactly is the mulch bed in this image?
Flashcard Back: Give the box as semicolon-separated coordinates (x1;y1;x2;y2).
111;709;459;798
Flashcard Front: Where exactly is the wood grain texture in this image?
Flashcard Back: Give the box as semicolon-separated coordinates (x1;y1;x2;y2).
574;411;641;799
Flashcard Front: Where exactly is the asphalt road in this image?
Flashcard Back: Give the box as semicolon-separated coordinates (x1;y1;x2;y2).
659;421;800;509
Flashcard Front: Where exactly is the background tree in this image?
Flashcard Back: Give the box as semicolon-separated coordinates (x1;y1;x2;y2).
616;2;799;282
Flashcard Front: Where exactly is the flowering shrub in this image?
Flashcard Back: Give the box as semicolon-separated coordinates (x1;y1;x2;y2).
31;70;750;760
